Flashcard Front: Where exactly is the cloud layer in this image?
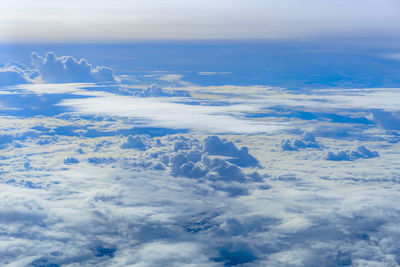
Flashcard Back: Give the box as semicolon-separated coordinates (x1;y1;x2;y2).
1;50;400;266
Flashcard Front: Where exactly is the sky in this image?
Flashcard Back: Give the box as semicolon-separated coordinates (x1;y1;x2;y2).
1;0;400;41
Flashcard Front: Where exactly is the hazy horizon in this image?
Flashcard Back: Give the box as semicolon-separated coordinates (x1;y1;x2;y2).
1;0;399;42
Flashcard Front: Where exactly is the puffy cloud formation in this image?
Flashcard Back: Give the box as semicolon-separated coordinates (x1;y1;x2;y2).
135;84;190;97
165;136;262;196
203;136;259;167
121;135;151;150
169;152;251;196
326;146;379;161
281;132;320;151
31;52;116;83
170;152;208;179
0;53;116;86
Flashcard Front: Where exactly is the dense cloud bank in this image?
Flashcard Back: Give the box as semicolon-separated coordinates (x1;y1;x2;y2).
0;110;399;266
1;53;400;266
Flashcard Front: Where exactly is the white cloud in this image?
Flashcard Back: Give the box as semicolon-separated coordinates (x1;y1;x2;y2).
0;111;400;266
134;84;190;97
281;132;320;151
326;145;379;161
0;64;30;86
6;83;115;96
1;53;400;266
57;95;284;133
31;52;116;83
0;52;117;87
121;135;150;150
124;241;215;267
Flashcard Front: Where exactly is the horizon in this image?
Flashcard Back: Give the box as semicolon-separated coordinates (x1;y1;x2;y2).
1;0;399;42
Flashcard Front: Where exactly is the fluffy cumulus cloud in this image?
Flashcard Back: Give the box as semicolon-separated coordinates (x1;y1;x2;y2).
281;132;320;151
158;135;262;196
31;52;116;83
0;53;117;86
203;136;259;167
326;145;379;161
121;135;151;150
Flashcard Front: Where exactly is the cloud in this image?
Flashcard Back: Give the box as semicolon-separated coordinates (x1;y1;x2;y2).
63;157;80;165
326;146;379;161
0;53;117;87
31;52;116;83
88;157;116;164
371;109;400;130
135;84;190;97
121;135;151;150
126;241;214;266
166;136;262;196
0;111;399;266
58;95;283;133
0;63;30;86
0;134;14;149
203;136;259;167
2;50;400;266
170;153;208;179
281;132;320;151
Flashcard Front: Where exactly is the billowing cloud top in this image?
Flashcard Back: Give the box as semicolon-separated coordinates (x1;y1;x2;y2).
0;52;116;85
31;52;116;83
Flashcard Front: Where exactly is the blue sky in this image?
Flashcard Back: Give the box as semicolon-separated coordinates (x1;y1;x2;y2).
1;0;400;41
